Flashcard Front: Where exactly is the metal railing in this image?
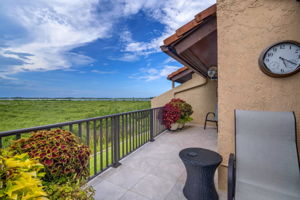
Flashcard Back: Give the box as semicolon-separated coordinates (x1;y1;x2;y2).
0;107;166;179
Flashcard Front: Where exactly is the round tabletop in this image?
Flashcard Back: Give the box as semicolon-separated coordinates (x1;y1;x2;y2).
179;148;222;167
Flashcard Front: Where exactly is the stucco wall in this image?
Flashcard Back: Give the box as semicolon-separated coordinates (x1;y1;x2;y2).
217;0;300;189
151;73;217;125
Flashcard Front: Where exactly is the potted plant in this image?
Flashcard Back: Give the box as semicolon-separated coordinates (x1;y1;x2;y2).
162;103;181;131
177;116;193;129
162;98;193;131
169;98;193;129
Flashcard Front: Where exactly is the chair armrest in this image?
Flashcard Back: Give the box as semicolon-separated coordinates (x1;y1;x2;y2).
228;153;236;200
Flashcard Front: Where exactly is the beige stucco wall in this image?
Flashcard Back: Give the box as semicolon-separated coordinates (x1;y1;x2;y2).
217;0;300;190
151;73;217;125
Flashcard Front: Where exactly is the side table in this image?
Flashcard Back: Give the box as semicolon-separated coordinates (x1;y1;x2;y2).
179;148;222;200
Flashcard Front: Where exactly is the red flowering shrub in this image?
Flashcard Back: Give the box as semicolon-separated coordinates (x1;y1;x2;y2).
162;103;181;129
170;98;193;120
162;98;193;129
10;129;90;182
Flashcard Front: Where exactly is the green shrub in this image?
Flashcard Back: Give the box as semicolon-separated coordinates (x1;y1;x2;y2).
44;181;94;200
169;98;193;123
0;150;48;200
9;129;95;199
10;129;90;183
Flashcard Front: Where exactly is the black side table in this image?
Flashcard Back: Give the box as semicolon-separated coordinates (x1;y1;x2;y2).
179;148;222;200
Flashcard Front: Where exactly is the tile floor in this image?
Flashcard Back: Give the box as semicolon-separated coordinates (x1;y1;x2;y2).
88;124;226;200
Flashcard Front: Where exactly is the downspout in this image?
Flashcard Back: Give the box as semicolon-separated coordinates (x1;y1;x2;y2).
174;78;208;97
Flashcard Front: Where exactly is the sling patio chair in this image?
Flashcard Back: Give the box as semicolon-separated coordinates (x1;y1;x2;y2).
204;106;218;131
228;110;300;200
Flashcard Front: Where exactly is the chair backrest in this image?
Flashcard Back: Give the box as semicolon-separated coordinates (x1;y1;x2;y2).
235;110;300;197
214;106;218;121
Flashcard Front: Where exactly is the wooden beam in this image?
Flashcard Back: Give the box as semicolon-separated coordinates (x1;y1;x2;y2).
180;49;208;75
160;45;207;78
170;69;193;82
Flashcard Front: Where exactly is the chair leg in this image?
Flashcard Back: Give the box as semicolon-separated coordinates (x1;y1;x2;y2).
204;120;207;130
216;122;218;132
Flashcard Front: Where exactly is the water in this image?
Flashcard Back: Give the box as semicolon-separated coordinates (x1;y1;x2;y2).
0;98;151;101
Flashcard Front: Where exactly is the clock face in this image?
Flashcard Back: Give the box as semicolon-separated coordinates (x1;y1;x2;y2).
259;41;300;77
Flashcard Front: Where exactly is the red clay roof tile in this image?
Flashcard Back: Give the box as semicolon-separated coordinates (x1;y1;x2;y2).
167;66;189;80
163;4;216;46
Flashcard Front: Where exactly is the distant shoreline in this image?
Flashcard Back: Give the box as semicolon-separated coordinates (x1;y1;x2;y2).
0;97;151;101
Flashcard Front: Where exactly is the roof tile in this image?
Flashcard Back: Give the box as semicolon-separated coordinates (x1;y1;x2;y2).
163;4;216;46
167;66;189;80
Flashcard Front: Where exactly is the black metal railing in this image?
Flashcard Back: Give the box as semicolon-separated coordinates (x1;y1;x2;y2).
0;107;166;179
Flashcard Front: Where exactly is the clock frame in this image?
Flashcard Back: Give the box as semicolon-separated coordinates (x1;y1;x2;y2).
258;40;300;78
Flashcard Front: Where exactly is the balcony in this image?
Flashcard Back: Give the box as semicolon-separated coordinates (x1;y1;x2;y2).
88;124;225;200
0;108;225;200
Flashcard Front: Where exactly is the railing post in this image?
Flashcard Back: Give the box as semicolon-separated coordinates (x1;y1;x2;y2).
113;116;121;168
150;109;155;142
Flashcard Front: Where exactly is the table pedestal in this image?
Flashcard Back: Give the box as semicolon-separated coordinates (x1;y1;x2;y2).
179;148;222;200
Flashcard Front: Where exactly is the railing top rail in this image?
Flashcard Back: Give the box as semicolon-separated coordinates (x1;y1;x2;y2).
0;107;163;137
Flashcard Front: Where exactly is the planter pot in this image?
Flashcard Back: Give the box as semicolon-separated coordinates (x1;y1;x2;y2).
178;123;185;129
170;123;179;131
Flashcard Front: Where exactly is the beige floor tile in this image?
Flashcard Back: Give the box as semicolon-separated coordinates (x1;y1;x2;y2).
149;159;184;182
119;191;150;200
164;181;186;200
104;165;146;190
131;174;175;200
93;180;127;200
122;155;161;174
88;175;103;187
90;124;221;200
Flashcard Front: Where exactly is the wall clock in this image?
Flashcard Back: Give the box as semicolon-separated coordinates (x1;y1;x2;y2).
258;40;300;77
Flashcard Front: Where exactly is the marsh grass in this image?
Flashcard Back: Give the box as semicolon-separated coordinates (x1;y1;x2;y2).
0;100;150;132
0;100;152;177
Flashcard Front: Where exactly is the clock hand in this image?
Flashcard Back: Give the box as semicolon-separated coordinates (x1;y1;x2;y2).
279;57;288;68
284;59;297;66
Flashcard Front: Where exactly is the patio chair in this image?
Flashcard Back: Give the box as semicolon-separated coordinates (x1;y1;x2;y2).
228;110;300;200
204;106;218;131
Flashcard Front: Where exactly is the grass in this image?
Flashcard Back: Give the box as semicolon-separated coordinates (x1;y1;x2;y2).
0;100;153;178
89;132;150;176
0;100;150;132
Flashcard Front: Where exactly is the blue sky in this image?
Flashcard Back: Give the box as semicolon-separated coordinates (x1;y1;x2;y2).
0;0;214;98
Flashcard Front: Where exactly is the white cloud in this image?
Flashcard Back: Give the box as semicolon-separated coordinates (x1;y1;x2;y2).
109;53;139;62
0;0;114;78
67;53;95;66
91;69;117;74
163;57;177;64
120;0;215;56
0;0;215;78
131;65;180;81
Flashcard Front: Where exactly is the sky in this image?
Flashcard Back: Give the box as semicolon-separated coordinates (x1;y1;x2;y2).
0;0;215;98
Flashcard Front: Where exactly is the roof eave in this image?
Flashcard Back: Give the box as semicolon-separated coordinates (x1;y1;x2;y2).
160;45;208;78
